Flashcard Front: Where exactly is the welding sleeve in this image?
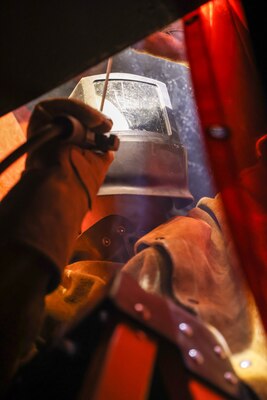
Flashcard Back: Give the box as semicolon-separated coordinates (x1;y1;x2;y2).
0;98;113;292
0;99;113;391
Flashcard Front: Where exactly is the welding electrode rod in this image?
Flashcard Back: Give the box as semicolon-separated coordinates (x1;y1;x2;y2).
100;57;113;112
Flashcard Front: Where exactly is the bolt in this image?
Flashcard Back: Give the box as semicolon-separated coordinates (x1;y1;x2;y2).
224;371;238;385
102;236;111;247
134;303;151;321
240;359;252;369
188;348;204;365
213;345;227;359
179;322;193;337
207;125;229;140
116;225;126;235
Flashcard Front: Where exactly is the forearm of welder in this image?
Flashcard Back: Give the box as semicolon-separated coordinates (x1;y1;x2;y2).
0;244;50;393
0;163;90;392
0;98;113;392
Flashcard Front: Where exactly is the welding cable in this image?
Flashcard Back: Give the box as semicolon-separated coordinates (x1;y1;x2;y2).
0;116;119;176
0;123;64;175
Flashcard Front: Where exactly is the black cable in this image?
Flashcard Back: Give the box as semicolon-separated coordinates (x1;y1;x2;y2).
0;116;119;176
0;124;64;175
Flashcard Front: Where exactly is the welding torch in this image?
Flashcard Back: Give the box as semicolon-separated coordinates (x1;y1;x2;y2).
0;114;119;175
0;56;116;176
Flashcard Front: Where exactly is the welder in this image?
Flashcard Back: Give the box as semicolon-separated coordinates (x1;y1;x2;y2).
0;92;265;399
1;24;267;400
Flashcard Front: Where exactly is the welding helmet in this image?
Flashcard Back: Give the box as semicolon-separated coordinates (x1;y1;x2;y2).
70;73;193;208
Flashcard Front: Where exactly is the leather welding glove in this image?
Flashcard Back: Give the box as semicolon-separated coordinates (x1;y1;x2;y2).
0;98;113;292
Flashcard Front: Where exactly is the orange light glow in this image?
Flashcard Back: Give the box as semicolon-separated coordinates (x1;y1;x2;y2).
0;113;26;200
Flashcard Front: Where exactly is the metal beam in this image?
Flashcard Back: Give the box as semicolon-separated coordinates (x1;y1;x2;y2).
0;0;207;116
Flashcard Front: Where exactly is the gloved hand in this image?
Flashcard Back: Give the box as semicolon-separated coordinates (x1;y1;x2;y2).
0;98;113;291
26;98;113;203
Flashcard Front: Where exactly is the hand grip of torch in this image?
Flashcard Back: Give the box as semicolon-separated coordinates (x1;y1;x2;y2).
53;115;120;152
0;115;119;176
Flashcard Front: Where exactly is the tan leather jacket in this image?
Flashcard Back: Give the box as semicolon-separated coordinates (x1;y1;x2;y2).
45;195;267;399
